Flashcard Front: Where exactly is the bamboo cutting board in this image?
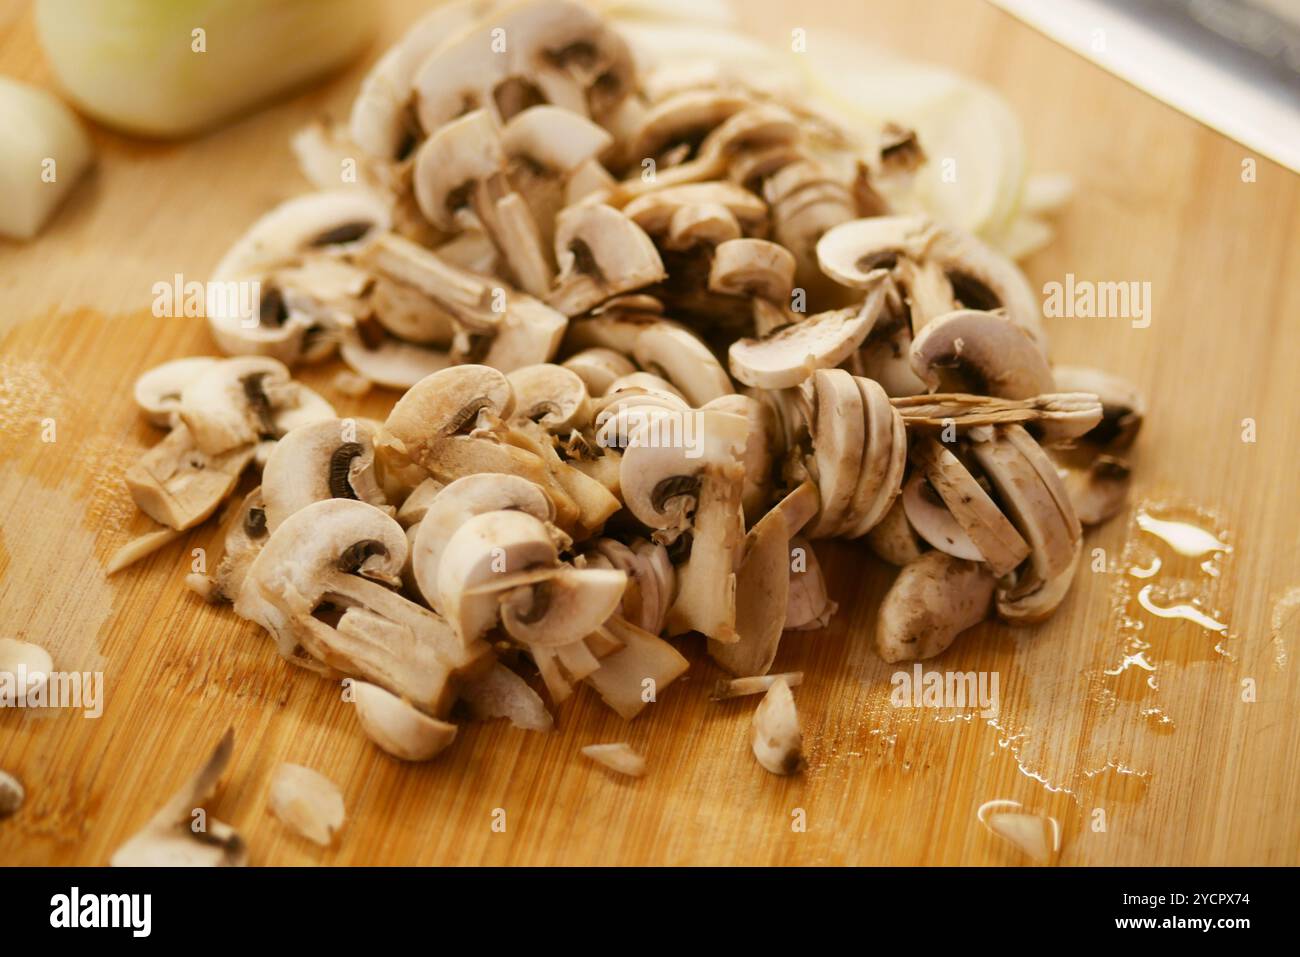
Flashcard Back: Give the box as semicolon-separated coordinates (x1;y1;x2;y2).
2;0;1298;867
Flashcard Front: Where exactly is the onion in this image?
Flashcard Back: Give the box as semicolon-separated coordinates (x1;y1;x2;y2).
0;76;93;240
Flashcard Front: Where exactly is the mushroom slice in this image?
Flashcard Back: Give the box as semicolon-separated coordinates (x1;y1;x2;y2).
207;191;390;364
0;638;53;696
212;487;269;602
268;764;345;846
751;677;803;775
702;393;776;525
504;104;613;174
507;363;591;433
800;370;865;539
621;88;748;172
584;615;689;720
134;357;220;427
352;680;458;761
547;204;665;316
178;356;299;455
728;288;883;389
909;438;1030;576
1061;455;1132;526
910;309;1054;399
435;509;562;643
126;424;255;531
838;375;905;539
623;182;767;238
340;332;452;390
866;496;927;567
581;742;646;778
262;418;388;531
708;238;796;303
816;213;928;289
1051;365;1145;449
499;566;628;647
236;499;489;714
508;419;621;537
891;392;1103;440
712;671;805;701
111;729;245;867
460;662;554;731
632;322;734;406
785;537;837;630
664;202;741;250
562;347;636;396
709;481;819;675
876;551;996;663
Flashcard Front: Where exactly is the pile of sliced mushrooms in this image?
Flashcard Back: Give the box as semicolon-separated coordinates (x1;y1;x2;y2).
117;0;1142;777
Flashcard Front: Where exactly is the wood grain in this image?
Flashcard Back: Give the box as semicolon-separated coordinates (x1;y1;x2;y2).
2;0;1297;866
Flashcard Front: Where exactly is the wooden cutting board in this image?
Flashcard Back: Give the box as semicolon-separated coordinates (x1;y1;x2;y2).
2;0;1297;866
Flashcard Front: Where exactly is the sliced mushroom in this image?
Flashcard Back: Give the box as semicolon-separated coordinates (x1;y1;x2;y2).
910;309;1054;399
179;357;303;455
547;203;665;315
125;424;255;530
352;680;458;761
1051;365;1144;449
134;357;220;428
866;496;927;566
562;347;637;396
268;763;345;846
876;551;996;663
583;615;689;719
507;363;591;432
784;536;837;630
751;677;803;775
1061;454;1132;525
632;321;733;406
262;418;388;531
498;566;628;647
459;662;554;731
728;289;882;389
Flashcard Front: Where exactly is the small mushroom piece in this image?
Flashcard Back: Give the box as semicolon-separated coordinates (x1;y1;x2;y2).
340;332;452;390
728;288;883;389
211;487;269;603
410;473;557;610
261;418;388;531
1051;365;1145;449
236;499;489;713
547;204;666;316
702;393;776;524
712;672;804;701
498;566;628;647
459;662;554;732
352;680;458;761
838;373;908;539
111;729;246;867
584;615;689;719
134;357;220;427
581;742;646;778
0;770;23;818
632;322;734;407
106;526;183;576
708;237;797;303
891;392;1103;442
1062;455;1132;525
394;477;444;527
802;369;866;538
0;637;53;697
178;356;298;455
507;363;591;432
268;763;345;846
909;309;1055;399
876;551;997;663
866;496;927;566
784;537;836;631
125;424;256;530
751;677;803;775
562;347;637;396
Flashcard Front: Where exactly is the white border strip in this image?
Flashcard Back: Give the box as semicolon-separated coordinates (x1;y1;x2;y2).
989;0;1300;172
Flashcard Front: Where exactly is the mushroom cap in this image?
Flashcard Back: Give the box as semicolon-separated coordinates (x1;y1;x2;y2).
708;238;796;302
352;680;458;761
910;309;1055;399
728;288;883;389
413;109;505;230
548;203;666;316
502;104;613;174
179;356;295;455
632;322;734;407
507;363;591;431
261;418;385;531
499;566;628;647
815;214;931;289
134;357;220;428
411;473;556;609
383;363;514;464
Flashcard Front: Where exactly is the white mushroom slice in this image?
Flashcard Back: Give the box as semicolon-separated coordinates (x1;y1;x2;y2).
1051;365;1145;449
708;238;796;302
125;424;255;531
876;551;996;663
410;473;556;610
839;374;905;539
751;677;803;775
500;566;628;647
459;662;554;731
508;418;621;537
709;481;818;675
910;309;1054;399
891;392;1103;441
581;742;646;777
340;333;452;390
632;322;733;406
816;213;929;289
268;764;345;846
561;348;635;398
624;181;768;238
394;478;444;527
507;363;590;432
547;204;665;316
1061;455;1131;526
866;497;927;567
111;729;246;867
212;487;268;603
664;202;741;250
134;357;220;427
584;616;689;719
481;296;569;372
803;370;865;538
0;770;23;818
262;418;388;531
502;104;613;176
207;191;390;364
702;393;776;524
106;526;183;575
178;356;297;455
620;88;747;171
0;638;54;697
784;537;836;631
602;372;687;404
352;680;458;761
236;499;490;713
712;671;804;700
909;438;1030;576
435;510;562;643
728;289;882;389
367;276;458;346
